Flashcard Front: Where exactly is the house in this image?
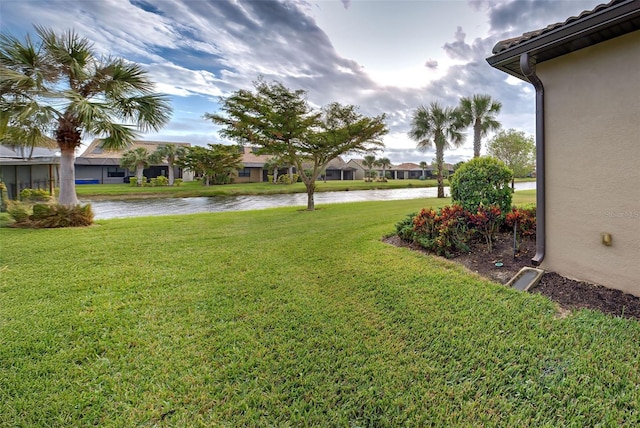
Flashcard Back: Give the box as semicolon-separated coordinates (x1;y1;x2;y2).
0;145;59;199
76;140;192;184
486;0;640;295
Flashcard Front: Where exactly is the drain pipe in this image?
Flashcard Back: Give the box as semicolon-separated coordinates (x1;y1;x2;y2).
520;52;545;266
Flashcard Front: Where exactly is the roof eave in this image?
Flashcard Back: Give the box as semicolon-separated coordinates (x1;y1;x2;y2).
486;0;640;80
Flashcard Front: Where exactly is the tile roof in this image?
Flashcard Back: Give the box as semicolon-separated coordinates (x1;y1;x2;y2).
487;0;640;80
492;0;627;54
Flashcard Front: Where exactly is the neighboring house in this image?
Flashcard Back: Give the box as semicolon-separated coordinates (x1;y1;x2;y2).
346;159;368;180
235;146;273;183
0;145;59;199
392;163;422;180
487;0;640;295
320;157;356;181
76;140;192;184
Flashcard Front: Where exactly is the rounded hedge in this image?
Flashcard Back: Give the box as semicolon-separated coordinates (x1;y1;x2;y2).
450;157;514;212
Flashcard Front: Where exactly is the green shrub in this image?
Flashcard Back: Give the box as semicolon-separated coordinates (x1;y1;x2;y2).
174;178;183;186
20;188;51;202
450;157;513;213
7;201;30;223
129;177;138;187
395;212;417;241
31;203;54;219
155;176;169;186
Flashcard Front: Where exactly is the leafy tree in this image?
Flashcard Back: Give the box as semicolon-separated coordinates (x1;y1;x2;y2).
408;102;464;198
487;129;535;189
378;157;391;181
450;156;513;212
177;144;242;186
120;147;152;186
458;94;502;158
0;26;171;206
363;155;377;181
153;144;185;186
205;79;387;210
419;161;428;179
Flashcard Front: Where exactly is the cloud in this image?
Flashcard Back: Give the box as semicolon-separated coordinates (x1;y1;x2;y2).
424;59;439;69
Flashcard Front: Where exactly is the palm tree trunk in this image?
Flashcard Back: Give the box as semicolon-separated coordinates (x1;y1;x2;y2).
273;167;278;183
436;146;445;198
473;120;482;158
58;147;79;206
168;162;175;186
136;165;144;187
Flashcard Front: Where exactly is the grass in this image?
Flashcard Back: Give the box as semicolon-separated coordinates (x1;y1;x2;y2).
75;178;536;200
2;192;637;426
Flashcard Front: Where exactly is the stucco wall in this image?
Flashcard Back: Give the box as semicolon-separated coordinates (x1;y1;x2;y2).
536;31;640;295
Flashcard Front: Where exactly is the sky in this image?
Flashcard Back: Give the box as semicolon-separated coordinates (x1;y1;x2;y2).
0;0;603;164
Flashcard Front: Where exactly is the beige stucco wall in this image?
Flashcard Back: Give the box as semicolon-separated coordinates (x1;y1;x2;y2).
535;30;640;295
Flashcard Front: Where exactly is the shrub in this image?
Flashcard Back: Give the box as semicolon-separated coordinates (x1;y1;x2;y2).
155;175;169;186
129;177;138;187
505;205;536;238
7;201;30;223
20;188;51;202
174;178;183;186
267;174;274;183
412;205;472;258
468;205;502;251
450;157;513;213
395;212;417;241
149;178;158;187
32;204;94;228
7;202;94;228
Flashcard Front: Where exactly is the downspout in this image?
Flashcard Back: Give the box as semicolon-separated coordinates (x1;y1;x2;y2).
520;52;545;265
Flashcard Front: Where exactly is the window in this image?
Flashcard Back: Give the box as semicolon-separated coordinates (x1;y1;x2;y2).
238;168;251;178
107;167;126;177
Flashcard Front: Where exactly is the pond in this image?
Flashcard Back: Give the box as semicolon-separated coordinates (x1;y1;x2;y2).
87;181;536;220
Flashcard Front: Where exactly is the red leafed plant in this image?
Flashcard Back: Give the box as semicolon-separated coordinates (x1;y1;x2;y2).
468;205;502;251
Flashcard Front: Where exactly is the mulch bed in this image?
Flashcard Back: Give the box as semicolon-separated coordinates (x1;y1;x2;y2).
383;233;640;321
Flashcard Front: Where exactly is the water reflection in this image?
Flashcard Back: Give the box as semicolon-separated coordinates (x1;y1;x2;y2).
87;181;536;220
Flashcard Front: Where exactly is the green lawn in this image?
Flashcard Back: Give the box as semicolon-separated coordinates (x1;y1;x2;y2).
75;178;536;200
1;193;637;426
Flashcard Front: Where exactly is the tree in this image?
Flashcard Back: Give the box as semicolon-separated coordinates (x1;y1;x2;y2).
408;102;464;198
177;144;242;186
205;79;387;210
0;26;171;206
363;155;377;181
120;147;152;186
458;94;502;158
487;129;535;190
153;144;185;186
378;157;391;181
419;161;428;179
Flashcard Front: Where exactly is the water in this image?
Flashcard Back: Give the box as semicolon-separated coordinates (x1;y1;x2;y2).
87;181;536;220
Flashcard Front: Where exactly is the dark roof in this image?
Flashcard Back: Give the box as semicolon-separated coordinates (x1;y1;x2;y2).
487;0;640;80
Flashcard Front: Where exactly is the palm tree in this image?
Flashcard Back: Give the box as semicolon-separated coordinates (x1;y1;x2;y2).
362;154;377;181
0;26;171;206
153;144;185;185
419;161;428;180
264;155;286;183
377;157;391;181
408;102;464;198
458;94;502;158
121;147;152;186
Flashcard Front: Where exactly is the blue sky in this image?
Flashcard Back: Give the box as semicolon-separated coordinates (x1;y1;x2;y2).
0;0;601;164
